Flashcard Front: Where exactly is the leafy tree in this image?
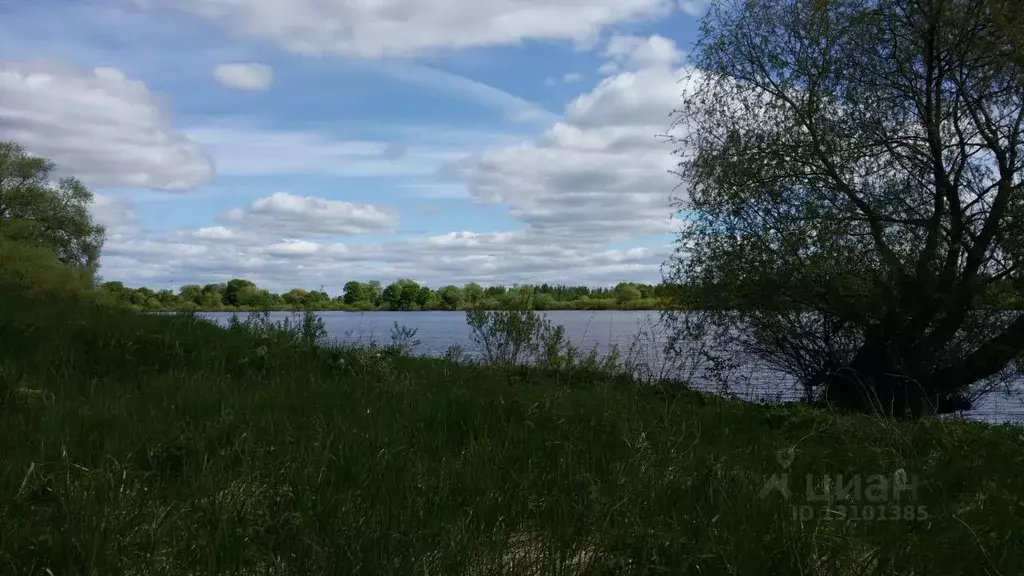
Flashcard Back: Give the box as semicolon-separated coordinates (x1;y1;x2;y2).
438;285;464;310
99;281;130;303
202;283;226;297
382;279;421;310
666;0;1024;417
484;285;507;297
415;286;433;308
0;142;105;272
533;293;557;310
463;282;485;307
200;290;223;309
400;281;421;310
381;282;402;310
282;288;309;307
236;285;274;309
179;284;203;305
365;280;383;307
308;289;329;305
155;289;177;307
424;289;441;310
614;283;642;304
224;278;256;307
343;281;366;305
0;239;95;297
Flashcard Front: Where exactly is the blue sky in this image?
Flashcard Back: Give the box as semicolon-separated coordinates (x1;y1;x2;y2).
0;0;706;293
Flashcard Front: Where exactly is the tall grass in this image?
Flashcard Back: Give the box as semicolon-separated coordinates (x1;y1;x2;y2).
1;290;1022;575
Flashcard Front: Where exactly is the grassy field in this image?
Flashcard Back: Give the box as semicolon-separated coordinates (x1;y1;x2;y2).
1;291;1022;575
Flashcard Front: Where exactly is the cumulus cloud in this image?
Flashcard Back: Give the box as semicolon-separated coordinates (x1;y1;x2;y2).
598;34;683;74
450;35;688;244
91;194;140;233
144;0;678;58
213;62;274;90
83;33;693;290
677;0;710;16
98;225;668;291
217;192;399;237
0;62;213;190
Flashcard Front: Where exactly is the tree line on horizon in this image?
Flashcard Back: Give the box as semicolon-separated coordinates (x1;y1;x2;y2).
95;278;684;312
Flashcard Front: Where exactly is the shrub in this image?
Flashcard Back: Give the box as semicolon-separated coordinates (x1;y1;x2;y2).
465;302;622;380
0;239;93;299
226;310;327;348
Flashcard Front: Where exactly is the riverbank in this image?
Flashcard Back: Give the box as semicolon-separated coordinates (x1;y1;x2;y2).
128;300;671;314
2;291;1022;574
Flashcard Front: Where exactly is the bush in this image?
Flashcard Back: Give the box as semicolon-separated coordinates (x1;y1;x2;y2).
465;302;621;380
0;239;93;299
225;310;328;348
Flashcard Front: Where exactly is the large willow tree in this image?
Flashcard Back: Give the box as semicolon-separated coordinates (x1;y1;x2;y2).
665;0;1024;417
0;142;105;273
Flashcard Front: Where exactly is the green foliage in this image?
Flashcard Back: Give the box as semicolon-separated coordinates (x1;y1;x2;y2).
665;0;1024;417
463;282;485;306
342;281;365;305
0;239;94;298
224;278;256;307
464;298;621;379
1;289;1022;574
614;282;643;304
387;322;421;355
101;277;675;313
226;309;328;349
0;142;105;271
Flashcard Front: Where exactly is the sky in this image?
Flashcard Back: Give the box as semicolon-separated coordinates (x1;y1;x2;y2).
0;0;706;293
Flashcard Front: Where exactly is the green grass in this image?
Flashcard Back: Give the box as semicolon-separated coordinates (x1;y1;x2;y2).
1;291;1022;575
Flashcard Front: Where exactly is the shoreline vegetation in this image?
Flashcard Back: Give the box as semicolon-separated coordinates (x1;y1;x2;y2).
96;277;1024;314
3;283;1024;573
3;236;1023;574
96;278;680;313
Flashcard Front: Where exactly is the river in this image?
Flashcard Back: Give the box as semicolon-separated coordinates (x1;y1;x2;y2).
199;310;1024;426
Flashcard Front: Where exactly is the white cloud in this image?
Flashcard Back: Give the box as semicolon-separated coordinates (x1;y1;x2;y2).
677;0;710;16
399;183;471;200
566;69;685;127
98;225;668;291
264;239;322;256
146;0;678;58
213;62;274;90
79;31;694;290
91;194;140;233
450;35;689;244
600;34;684;74
218;192;399;237
0;62;213;190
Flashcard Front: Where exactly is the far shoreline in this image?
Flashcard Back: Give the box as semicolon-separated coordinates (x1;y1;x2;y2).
182;306;672;314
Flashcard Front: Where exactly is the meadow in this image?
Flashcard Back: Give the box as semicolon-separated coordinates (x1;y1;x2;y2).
1;289;1023;575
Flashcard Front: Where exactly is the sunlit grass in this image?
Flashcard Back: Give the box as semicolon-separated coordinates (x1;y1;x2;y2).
1;292;1022;575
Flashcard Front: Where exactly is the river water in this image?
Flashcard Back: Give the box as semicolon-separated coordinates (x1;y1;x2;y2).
200;310;1024;426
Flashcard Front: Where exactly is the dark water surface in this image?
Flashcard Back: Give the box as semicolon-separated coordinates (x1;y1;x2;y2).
200;310;1024;426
